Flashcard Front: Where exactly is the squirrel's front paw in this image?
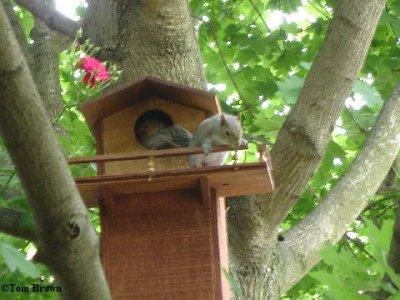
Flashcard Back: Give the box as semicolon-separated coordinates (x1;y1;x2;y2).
203;145;211;156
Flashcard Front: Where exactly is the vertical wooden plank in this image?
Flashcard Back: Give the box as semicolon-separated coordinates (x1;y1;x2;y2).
94;120;105;175
210;189;222;300
200;177;211;208
216;195;231;299
99;187;114;286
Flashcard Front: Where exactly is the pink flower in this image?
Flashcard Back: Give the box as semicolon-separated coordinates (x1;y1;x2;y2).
77;56;110;87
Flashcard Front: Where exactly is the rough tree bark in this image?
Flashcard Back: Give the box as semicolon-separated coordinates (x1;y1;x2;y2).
84;0;206;89
31;16;64;122
0;0;65;241
0;208;35;241
14;0;79;37
0;3;111;299
0;0;31;64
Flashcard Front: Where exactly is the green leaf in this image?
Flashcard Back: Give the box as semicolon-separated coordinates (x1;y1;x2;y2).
389;19;400;37
277;76;304;104
352;80;383;112
14;7;34;39
310;243;383;298
362;219;400;290
0;243;40;278
75;3;87;19
253;113;285;139
281;22;299;35
190;0;203;15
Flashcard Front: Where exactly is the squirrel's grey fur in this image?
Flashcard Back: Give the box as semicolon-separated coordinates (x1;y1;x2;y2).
189;114;243;167
145;126;192;149
136;118;192;150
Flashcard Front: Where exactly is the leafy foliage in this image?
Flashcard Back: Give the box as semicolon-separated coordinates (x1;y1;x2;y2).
57;35;122;176
308;219;400;300
0;243;39;278
190;0;400;298
11;2;34;39
0;0;400;298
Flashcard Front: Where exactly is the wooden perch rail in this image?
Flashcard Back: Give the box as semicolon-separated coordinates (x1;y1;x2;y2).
67;144;248;164
66;144;274;207
74;161;274;207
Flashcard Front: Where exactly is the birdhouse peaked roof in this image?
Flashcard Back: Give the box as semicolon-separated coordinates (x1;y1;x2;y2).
79;76;221;128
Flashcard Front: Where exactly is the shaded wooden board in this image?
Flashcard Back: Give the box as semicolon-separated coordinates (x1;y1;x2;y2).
76;162;274;207
102;189;206;215
101;97;207;174
80;76;221;129
68;145;248;164
214;195;231;299
101;190;225;300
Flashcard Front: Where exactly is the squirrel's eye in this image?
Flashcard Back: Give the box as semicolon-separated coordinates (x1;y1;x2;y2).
225;130;230;136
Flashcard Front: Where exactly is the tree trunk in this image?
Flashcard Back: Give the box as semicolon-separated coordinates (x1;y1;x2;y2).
31;14;64;122
0;3;111;299
84;0;206;89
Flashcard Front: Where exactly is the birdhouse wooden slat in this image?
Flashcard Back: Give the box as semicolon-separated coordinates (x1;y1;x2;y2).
70;76;274;299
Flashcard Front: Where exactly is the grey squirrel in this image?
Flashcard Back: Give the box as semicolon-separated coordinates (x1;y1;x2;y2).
189;113;243;167
136;119;192;150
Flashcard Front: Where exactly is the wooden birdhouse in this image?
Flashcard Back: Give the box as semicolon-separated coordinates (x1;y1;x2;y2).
68;77;274;299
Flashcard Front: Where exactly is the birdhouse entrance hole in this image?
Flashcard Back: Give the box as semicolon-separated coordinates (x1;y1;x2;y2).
134;109;174;148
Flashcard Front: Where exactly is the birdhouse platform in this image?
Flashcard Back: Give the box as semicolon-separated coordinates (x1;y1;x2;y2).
69;145;274;207
68;77;274;299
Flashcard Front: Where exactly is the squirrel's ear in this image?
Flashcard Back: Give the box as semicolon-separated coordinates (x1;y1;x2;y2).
220;114;226;125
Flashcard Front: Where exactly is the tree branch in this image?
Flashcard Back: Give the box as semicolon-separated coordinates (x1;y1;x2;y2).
0;3;110;299
30;0;65;128
265;0;385;230
14;0;79;37
0;207;36;241
1;0;32;64
281;82;400;292
228;0;385;266
345;106;400;195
